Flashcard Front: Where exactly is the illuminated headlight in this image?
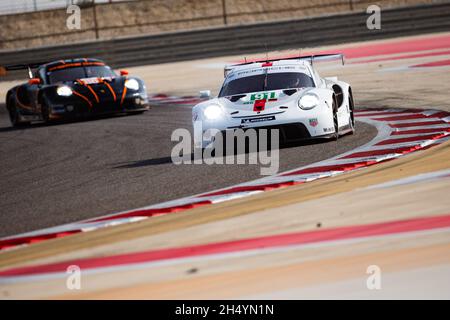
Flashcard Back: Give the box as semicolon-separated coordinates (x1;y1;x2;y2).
125;79;140;91
57;86;73;96
203;104;223;120
299;93;319;110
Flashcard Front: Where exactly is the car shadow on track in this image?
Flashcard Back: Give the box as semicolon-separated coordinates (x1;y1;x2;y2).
0;122;52;133
113;137;337;169
0;112;143;134
113;156;174;168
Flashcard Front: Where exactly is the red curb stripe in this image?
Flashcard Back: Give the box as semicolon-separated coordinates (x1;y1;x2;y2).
354;108;389;113
391;127;450;135
0;201;213;250
419;144;439;152
428;111;450;119
340;145;421;159
2;213;450;277
199;181;302;198
412;59;450;68
88;201;212;223
377;111;449;122
375;133;447;146
372;111;448;122
0;230;82;251
389;120;447;128
281;161;377;176
355;110;419;117
371;114;430;121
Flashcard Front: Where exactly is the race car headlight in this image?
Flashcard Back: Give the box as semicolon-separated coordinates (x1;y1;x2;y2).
299;93;319;110
57;86;73;97
125;79;140;91
203;104;223;120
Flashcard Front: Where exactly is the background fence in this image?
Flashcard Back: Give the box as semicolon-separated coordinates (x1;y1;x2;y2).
1;2;450;81
0;0;443;50
0;0;133;16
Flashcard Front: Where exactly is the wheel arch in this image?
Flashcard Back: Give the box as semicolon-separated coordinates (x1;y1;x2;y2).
332;81;350;108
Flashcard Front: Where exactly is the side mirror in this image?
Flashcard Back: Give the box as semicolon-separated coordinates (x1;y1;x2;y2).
120;70;129;76
28;78;41;85
199;90;211;99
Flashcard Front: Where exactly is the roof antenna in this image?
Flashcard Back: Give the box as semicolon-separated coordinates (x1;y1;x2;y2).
264;43;269;62
27;66;33;79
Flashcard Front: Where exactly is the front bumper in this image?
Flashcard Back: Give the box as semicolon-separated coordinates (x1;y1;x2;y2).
48;95;149;119
195;106;335;148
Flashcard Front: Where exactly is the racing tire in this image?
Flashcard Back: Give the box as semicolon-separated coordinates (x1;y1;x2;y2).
41;98;51;124
348;89;356;135
332;95;339;141
7;97;29;128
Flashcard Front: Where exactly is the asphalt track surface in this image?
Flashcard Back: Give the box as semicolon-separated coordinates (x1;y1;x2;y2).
0;103;376;237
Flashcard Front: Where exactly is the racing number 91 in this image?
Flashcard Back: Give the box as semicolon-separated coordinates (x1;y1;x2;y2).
250;92;277;101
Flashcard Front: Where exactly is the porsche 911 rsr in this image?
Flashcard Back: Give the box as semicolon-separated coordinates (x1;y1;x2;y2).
4;58;149;126
192;54;355;148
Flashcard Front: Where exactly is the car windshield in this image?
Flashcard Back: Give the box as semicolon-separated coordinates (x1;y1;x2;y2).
219;72;315;97
47;65;116;84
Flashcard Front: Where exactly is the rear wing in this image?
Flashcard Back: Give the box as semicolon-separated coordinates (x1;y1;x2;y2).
0;61;48;78
224;53;345;77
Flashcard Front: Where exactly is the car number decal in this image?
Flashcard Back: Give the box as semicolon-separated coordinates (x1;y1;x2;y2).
250;91;278;101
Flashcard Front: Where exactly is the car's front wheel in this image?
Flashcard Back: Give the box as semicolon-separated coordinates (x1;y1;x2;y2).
332;95;339;140
348;89;356;134
40;98;51;123
8;97;29;127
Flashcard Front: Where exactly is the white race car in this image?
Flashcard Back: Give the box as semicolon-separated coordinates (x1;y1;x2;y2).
192;54;355;148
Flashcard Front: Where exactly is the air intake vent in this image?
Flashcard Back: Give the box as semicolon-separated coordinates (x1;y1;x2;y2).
229;94;246;102
283;89;297;96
